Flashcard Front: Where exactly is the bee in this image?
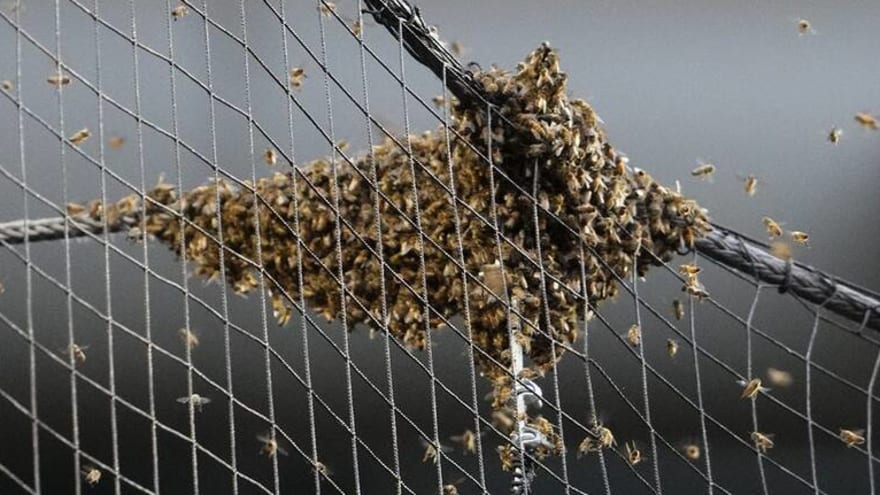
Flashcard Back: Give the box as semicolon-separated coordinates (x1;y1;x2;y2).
450;429;478;455
796;18;814;36
839;429;866;448
742;175;758;196
770;241;793;261
81;466;101;485
790;231;809;246
318;1;335;16
432;95;446;108
263;148;277;166
66;202;86;216
65;344;89;366
176;393;211;412
442;478;465;495
171;5;188;20
751;431;774;453
257;432;289;458
762;217;783;238
593;423;616;449
684;443;701;461
420;438;452;464
47;72;71;87
1;80;11;91
314;460;332;477
625;324;641;347
335;140;349;153
666;338;679;359
289;67;306;89
828;127;843;144
672;299;685;321
683;278;710;300
449;41;465;57
691;161;716;181
577;436;597;458
497;445;516;471
678;263;701;278
178;328;199;349
108;136;126;149
766;367;793;387
624;441;642;466
738;378;770;399
69;128;91;145
854;112;879;130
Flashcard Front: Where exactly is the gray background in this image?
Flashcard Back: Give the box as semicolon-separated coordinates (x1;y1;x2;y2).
1;0;879;493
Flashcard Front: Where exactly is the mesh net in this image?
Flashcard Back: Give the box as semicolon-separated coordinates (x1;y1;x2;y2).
1;1;879;494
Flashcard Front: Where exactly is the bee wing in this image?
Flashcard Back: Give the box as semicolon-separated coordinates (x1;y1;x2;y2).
276;445;289;456
256;434;271;443
176;396;191;404
199;397;212;405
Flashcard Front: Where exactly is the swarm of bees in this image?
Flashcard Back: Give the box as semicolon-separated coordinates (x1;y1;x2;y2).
70;44;710;468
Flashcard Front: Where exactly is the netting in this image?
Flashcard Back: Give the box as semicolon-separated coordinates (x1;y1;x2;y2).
1;1;879;494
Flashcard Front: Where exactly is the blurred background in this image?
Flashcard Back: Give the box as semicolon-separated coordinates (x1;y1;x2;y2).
0;0;878;493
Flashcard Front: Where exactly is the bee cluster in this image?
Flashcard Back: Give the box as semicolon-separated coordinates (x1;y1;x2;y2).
74;44;709;462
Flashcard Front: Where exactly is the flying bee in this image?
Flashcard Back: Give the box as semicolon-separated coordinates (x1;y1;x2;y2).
442;478;466;495
64;344;89;366
420;438;452;464
257;432;289;458
796;18;815;35
263;148;277;166
828;127;843;144
684;443;701;461
691;160;716;181
672;299;685;321
854;112;879;130
178;328;199;350
289;67;306;89
318;1;335;16
47;72;71;87
176;393;211;412
666;338;679;359
171;5;188;20
450;429;479;455
625;324;641;347
790;231;809;246
839;429;865;448
762;216;783;238
742;175;758;196
108;136;126;149
1;80;11;91
770;241;793;261
766;367;793;387
624;441;642;465
751;431;774;453
738;378;770;399
431;94;446;108
69;128;91;145
81;466;101;486
449;41;466;57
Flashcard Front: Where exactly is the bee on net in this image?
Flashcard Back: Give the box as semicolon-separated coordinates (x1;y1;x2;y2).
593;422;616;450
691;160;716;181
69;128;91;145
314;460;332;477
751;431;774;453
420;438;452;465
177;393;211;412
625;324;641;347
257;432;289;458
318;1;335;16
839;429;865;448
738;378;770;399
47;71;71;87
64;344;89;367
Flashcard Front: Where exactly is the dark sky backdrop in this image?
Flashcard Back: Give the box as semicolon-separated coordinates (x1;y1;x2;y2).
1;1;879;494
